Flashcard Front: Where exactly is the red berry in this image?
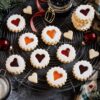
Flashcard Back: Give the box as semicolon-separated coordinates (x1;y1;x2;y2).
0;38;10;50
83;33;97;45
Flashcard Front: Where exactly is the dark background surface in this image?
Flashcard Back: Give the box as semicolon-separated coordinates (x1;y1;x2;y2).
7;86;74;100
1;0;99;100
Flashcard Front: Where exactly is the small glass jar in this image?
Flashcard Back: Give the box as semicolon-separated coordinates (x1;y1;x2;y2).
0;70;11;100
48;0;73;13
45;0;74;23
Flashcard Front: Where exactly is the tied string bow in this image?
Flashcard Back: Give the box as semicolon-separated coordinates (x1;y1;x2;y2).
30;0;47;33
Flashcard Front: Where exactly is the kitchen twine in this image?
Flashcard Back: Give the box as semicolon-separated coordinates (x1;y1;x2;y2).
30;0;46;33
30;0;73;32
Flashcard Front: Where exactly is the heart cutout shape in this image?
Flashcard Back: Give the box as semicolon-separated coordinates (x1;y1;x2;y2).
36;54;45;62
23;6;32;15
10;58;19;67
25;37;34;45
61;48;70;57
54;71;63;80
64;30;73;40
28;73;38;83
80;8;90;16
79;65;88;74
89;49;99;59
47;30;56;39
11;18;20;26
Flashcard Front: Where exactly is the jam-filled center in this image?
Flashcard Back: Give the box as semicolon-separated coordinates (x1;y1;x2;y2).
11;18;20;26
61;48;70;57
54;71;63;80
79;65;88;74
36;54;45;62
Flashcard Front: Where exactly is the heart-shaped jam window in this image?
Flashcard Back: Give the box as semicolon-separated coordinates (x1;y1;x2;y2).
79;65;88;74
80;8;90;16
61;48;70;57
89;84;93;89
25;37;34;45
11;18;20;26
54;71;63;80
10;58;19;67
47;30;56;39
35;54;45;62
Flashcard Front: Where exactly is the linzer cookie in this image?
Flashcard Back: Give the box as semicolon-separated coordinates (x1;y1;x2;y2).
72;12;89;27
18;32;38;51
41;26;62;45
30;49;50;69
7;14;26;32
71;5;95;31
46;67;67;88
57;44;76;63
73;60;93;81
6;55;26;75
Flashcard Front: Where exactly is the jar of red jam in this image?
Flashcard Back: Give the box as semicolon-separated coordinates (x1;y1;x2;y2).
48;0;73;13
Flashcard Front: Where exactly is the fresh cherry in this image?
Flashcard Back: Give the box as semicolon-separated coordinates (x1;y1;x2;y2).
82;33;97;45
80;9;90;16
0;38;10;50
10;58;19;67
50;0;70;7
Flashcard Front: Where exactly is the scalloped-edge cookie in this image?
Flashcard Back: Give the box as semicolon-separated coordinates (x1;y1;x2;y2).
46;67;67;88
7;14;26;32
6;55;26;75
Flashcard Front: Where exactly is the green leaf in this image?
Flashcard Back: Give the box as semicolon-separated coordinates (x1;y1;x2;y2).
0;12;4;21
0;0;11;10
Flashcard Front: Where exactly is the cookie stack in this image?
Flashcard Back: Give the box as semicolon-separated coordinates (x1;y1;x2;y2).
72;5;95;31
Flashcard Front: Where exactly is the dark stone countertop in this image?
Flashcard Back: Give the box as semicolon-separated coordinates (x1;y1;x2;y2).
7;85;74;100
1;0;100;100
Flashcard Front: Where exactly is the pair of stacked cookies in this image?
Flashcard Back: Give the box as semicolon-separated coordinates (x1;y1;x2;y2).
72;5;95;31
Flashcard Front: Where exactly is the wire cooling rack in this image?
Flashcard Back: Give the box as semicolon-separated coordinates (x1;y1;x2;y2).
0;0;100;93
